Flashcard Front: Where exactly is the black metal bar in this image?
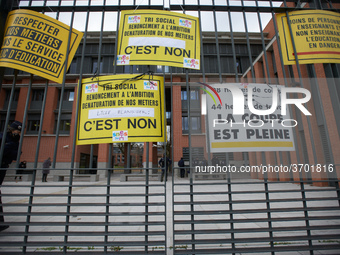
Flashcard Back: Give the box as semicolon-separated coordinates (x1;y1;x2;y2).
60;1;77;252
52;0;76;170
0;70;17;165
241;0;255;82
145;142;150;254
0;0;13;91
104;144;112;254
22;76;44;253
256;0;271;84
11;4;307;13
227;0;239;82
213;0;222;83
227;170;236;255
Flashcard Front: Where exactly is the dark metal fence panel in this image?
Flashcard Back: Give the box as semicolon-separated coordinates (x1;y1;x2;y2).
1;169;167;254
0;0;339;254
171;0;340;254
0;0;168;254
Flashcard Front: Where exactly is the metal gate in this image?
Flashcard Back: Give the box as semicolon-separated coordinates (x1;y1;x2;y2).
0;0;340;254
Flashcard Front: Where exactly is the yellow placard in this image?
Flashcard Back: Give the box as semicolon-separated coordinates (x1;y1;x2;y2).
0;9;83;83
77;74;165;145
116;10;200;70
276;10;340;65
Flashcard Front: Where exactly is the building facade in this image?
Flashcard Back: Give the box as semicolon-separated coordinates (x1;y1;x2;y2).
1;1;340;254
0;1;339;185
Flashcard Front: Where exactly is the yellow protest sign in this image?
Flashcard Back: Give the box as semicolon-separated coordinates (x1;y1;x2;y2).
0;9;83;83
276;10;340;65
116;10;200;70
77;74;165;145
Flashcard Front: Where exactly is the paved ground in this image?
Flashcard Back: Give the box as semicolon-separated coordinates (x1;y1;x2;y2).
0;174;339;254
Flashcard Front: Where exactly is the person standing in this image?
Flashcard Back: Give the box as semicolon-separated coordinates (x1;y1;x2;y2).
178;157;185;178
0;121;22;232
42;157;51;182
212;156;219;166
159;154;171;182
15;160;27;180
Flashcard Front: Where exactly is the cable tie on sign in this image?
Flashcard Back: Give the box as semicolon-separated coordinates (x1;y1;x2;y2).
91;67;98;81
133;0;146;12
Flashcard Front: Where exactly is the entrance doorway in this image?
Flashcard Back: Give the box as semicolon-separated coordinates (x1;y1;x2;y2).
79;153;98;174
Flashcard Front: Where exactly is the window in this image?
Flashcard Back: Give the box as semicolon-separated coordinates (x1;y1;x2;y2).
181;88;201;110
182;116;188;131
236;57;242;73
60;89;74;102
68;92;74;101
182;147;204;161
27;115;41;134
58;89;74;111
228;153;234;160
0;115;15;132
79;153;98;174
182;116;201;134
68;59;77;74
57;119;71;134
92;58;103;73
156;65;169;73
30;89;45;109
190;90;199;100
5;89;19;102
181;88;200;101
191;117;200;130
3;89;19;110
55;114;72;134
27;120;40;133
32;89;44;101
181;90;187;100
124;65;140;73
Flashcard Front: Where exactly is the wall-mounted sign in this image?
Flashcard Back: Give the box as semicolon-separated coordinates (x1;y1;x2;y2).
77;74;165;145
116;10;200;70
276;10;340;65
207;83;295;152
0;9;83;83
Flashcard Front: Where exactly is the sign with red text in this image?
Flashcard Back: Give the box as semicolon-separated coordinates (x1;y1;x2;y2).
277;10;340;65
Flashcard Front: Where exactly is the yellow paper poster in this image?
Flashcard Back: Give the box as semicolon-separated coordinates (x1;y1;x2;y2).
0;9;83;83
116;10;200;70
77;74;165;145
276;10;340;65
